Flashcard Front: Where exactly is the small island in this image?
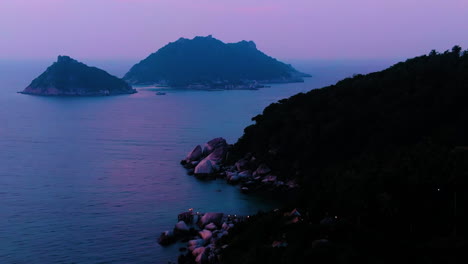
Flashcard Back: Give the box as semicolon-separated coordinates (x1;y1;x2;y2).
20;56;136;96
123;35;310;89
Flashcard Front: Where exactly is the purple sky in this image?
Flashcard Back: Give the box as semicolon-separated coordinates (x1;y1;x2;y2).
1;0;467;61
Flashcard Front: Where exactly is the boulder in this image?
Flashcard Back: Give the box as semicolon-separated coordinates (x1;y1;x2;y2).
195;248;208;264
238;170;252;179
262;175;277;183
227;173;240;183
194;159;214;175
226;171;238;179
256;164;271;175
205;146;227;164
186;145;203;162
192;246;206;257
198;229;212;241
188;239;206;251
199;213;224;227
203;138;227;156
158;230;176;246
205;223;217;230
226;171;240;183
178;211;194;224
219;230;229;238
174;221;189;235
235;159;249;171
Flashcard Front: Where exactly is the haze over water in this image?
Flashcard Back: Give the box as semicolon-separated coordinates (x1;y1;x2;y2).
0;59;395;263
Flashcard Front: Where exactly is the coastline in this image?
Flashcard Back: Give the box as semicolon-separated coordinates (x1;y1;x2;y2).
128;76;311;91
180;138;300;196
18;88;137;96
160;137;300;263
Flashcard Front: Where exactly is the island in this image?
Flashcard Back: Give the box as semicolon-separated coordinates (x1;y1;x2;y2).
123;35;310;89
20;56;137;96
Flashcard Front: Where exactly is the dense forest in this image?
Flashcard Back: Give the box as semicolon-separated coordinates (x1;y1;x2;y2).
218;47;468;263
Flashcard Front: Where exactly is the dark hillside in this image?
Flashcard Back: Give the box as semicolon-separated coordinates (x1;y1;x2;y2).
218;47;468;263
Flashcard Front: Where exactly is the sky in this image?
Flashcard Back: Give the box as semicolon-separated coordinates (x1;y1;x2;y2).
1;0;467;61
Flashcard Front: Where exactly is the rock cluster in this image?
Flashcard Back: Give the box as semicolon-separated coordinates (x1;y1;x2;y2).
158;210;247;264
181;138;299;194
180;138;229;177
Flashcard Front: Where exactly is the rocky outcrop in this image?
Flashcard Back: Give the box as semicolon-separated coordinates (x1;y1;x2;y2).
203;138;228;156
181;138;228;178
181;139;300;195
198;213;224;228
160;211;248;264
194;159;214;175
185;145;203;163
20;56;136;96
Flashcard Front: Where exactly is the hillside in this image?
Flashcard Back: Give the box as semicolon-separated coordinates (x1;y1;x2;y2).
215;47;468;264
21;56;136;96
124;35;310;88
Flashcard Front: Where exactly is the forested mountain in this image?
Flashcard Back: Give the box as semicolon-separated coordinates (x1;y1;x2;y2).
124;35;309;87
21;56;136;96
217;47;468;264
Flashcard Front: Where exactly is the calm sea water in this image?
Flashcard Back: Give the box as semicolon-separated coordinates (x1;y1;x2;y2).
0;59;397;263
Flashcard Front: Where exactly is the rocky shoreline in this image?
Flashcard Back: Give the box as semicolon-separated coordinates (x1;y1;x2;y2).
180;138;299;194
159;207;316;264
158;210;249;264
156;137;301;263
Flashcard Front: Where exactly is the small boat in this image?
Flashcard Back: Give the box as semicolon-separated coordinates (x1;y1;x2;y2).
156;92;166;95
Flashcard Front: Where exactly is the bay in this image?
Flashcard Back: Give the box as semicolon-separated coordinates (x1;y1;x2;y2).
0;58;396;263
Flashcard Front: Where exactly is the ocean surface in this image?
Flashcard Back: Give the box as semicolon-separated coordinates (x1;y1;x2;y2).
0;58;397;263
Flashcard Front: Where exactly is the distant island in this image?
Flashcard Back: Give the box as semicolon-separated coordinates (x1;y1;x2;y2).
123;35;310;89
20;56;136;96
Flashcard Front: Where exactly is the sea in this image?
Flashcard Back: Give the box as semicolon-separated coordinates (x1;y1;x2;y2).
0;58;398;263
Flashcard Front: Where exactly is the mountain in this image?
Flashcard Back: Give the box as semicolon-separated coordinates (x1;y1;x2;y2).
124;35;310;88
215;47;468;263
21;56;136;96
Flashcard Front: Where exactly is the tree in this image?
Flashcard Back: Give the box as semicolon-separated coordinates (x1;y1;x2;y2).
452;45;462;56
